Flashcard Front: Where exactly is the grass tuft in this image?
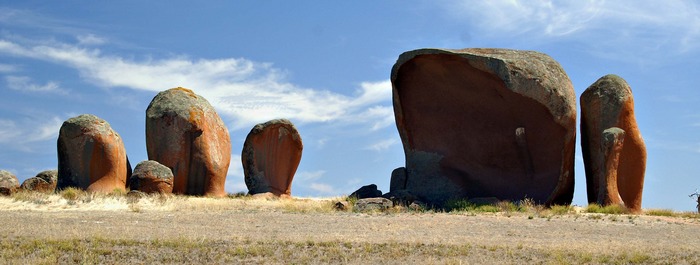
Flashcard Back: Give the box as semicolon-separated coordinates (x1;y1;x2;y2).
585;204;629;214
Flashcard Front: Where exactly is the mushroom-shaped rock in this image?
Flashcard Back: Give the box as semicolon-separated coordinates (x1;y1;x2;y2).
57;114;130;193
581;75;646;212
391;48;577;206
129;160;174;194
242;119;302;196
21;170;58;193
0;170;19;196
146;87;231;197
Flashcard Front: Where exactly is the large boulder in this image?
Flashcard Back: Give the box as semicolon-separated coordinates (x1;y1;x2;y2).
128;160;174;194
57;114;130;193
0;170;19;196
242;119;302;196
21;170;58;193
391;48;577;206
349;184;382;199
581;75;646;212
146;87;231;197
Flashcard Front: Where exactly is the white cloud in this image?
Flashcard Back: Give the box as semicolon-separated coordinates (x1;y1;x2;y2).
5;75;64;94
297;170;326;181
309;182;336;194
0;64;17;72
0;116;64;151
77;34;106;45
0;39;394;129
365;138;399;152
438;0;700;53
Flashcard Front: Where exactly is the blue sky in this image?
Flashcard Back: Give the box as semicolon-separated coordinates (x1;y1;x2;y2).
1;1;699;211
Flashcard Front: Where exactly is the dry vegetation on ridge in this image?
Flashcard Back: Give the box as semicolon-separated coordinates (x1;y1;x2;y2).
1;190;699;264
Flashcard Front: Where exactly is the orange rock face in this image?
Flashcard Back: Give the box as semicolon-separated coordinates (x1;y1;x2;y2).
0;170;20;196
581;75;646;212
391;48;577;206
57;114;130;193
129;160;174;194
21;170;58;193
146;87;231;197
242;119;302;196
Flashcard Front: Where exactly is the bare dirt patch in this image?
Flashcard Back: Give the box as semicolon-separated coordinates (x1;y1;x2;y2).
1;195;699;264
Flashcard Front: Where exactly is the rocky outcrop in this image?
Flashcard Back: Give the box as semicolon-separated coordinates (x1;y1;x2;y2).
57;114;130;193
129;160;174;194
21;170;58;193
349;184;382;199
0;170;19;196
389;167;407;192
146;87;231;197
581;75;646;212
391;48;577;206
242;119;302;197
354;197;393;212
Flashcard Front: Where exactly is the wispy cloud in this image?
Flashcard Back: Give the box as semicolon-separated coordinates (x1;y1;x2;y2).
76;34;106;46
365;138;399;152
309;182;336;194
5;75;65;94
0;63;17;72
0;116;64;152
437;0;700;54
297;170;326;181
0;38;393;129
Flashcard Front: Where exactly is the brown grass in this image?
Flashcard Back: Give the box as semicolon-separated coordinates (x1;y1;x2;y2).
1;192;699;264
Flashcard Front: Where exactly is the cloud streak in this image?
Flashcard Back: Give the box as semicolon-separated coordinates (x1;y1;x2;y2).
438;0;700;54
0;38;394;129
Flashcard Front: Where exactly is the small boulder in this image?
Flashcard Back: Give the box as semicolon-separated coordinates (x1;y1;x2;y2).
334;201;350;211
57;114;130;193
0;170;19;196
389;167;407;192
242;119;303;197
146;87;231;197
382;189;417;206
349;184;382;199
21;170;58;193
354;197;393;212
129;160;174;194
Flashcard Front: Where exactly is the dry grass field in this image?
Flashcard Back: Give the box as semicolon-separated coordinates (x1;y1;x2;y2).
1;190;699;264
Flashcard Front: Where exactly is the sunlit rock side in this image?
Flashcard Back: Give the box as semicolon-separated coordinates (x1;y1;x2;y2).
242;119;303;197
581;75;646;213
57;114;131;193
146;87;231;197
391;48;577;206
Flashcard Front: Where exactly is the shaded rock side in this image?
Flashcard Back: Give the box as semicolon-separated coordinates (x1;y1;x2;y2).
349;184;383;199
0;170;19;196
242;119;302;196
391;48;577;206
581;75;646;212
129;160;174;194
57;114;130;193
146;87;231;197
21;170;58;193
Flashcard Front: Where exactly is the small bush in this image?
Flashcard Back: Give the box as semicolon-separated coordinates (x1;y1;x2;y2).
549;205;572;215
585;204;629;214
60;187;85;202
645;209;675;217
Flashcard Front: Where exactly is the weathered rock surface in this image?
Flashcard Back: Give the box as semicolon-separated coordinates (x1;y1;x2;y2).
21;170;58;193
242;119;302;197
581;75;646;212
349;184;383;199
129;160;174;194
146;87;231;197
0;170;19;196
391;48;577;206
57;114;130;193
382;189;417;206
354;197;393;212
